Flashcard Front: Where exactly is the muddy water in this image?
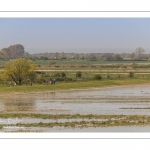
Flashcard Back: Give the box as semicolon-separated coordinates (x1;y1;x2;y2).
1;85;150;132
0;118;109;124
2;126;150;132
44;126;150;132
1;85;150;115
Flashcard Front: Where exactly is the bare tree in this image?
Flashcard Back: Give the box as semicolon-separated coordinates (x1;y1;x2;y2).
131;52;136;60
114;54;122;60
135;47;145;59
104;53;114;60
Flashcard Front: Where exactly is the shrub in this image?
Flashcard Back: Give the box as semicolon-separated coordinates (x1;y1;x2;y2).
42;73;50;78
36;71;42;74
93;74;102;80
54;77;65;81
53;73;61;77
49;60;56;66
117;74;121;79
35;78;45;84
129;72;134;79
76;71;82;78
107;74;110;79
61;72;66;77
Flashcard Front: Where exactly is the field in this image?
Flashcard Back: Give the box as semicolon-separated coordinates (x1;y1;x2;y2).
33;59;150;82
1;59;150;90
34;59;150;65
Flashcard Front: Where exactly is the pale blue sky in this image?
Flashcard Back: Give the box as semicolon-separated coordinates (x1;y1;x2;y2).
0;18;150;54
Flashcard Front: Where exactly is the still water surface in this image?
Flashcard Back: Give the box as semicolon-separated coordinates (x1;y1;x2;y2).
1;85;150;132
0;85;150;115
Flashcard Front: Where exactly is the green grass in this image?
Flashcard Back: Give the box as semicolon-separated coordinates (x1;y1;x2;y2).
34;59;150;65
0;78;150;93
0;60;7;65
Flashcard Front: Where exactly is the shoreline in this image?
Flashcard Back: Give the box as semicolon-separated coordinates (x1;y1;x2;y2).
0;80;150;98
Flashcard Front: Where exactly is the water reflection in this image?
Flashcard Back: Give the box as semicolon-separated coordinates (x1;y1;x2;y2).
2;99;35;112
0;85;150;114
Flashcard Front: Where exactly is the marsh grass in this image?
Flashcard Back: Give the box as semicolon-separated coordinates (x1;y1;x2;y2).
0;113;124;119
1;118;149;128
1;114;150;130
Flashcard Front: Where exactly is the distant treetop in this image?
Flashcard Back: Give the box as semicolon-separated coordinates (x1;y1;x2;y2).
0;44;25;60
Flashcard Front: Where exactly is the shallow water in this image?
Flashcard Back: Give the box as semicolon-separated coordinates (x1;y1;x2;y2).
2;126;150;132
1;85;150;115
44;126;150;132
0;118;109;124
1;85;150;132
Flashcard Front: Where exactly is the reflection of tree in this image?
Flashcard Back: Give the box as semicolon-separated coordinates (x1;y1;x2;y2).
3;99;35;112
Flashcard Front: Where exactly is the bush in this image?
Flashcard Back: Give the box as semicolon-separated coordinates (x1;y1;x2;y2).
107;74;110;79
129;72;134;79
54;77;65;81
49;60;56;66
53;73;61;77
36;71;42;74
61;72;66;77
118;74;121;79
55;77;73;82
35;78;45;84
93;74;102;80
76;71;82;78
42;73;50;78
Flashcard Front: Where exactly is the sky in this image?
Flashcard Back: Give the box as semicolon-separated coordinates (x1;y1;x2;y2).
0;18;150;54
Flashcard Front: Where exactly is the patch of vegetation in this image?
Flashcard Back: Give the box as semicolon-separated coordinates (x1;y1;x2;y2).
0;113;124;119
61;72;66;77
0;78;150;93
1;114;150;131
76;71;82;78
93;74;102;80
129;72;134;79
1;115;150;129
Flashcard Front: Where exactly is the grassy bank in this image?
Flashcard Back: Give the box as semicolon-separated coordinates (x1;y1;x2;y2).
0;78;150;94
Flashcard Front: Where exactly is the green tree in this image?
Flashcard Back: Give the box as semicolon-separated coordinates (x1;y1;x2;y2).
3;58;36;85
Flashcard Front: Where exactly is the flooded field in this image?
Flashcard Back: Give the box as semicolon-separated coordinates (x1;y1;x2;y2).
1;85;150;132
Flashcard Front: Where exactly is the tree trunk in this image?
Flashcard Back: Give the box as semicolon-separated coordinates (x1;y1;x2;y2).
10;75;18;85
19;79;22;85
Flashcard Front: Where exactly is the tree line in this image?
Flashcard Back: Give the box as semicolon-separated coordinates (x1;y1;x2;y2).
0;44;148;61
29;47;148;61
